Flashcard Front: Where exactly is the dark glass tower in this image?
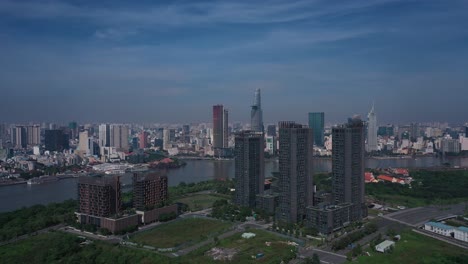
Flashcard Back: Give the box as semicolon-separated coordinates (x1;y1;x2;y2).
234;131;264;208
45;129;69;152
212;105;228;149
276;122;314;224
251;89;264;133
308;112;325;147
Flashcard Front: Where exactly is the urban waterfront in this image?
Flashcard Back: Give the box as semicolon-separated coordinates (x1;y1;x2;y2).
0;156;467;213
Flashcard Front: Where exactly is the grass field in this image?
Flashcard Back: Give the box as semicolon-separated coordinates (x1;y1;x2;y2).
131;218;232;248
353;231;468;264
174;194;226;211
183;229;297;263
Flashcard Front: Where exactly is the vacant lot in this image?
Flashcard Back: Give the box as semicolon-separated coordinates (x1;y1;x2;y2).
131;218;232;248
175;194;226;211
353;231;468;264
184;229;297;263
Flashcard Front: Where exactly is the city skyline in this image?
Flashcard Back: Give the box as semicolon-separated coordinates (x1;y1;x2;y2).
1;0;468;124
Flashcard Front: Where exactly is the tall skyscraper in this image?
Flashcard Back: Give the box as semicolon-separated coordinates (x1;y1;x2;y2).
276;122;314;224
133;172;168;210
163;128;171;150
212;105;229;149
11;126;27;149
44;129;69;152
234;131;264;208
251;88;264;133
410;123;420;142
366;104;378;152
78;175;121;217
98;124;110;147
78;130;90;155
139;131;148;149
308;112;325;147
332;116;367;220
110;124;129;151
267;125;276;137
68;121;78;139
26;125;41;146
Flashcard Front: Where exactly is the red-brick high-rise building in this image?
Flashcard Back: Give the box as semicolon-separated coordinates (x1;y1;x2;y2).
132;172;168;210
139;131;148;149
78;175;121;218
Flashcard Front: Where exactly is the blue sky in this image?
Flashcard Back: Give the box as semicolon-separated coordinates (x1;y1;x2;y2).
1;0;467;124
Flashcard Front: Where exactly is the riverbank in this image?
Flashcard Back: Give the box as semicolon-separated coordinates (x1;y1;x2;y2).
0;180;27;187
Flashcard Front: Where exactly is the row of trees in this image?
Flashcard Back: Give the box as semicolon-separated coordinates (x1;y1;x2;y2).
211;200;252;222
367;170;468;203
169;179;234;198
331;222;378;251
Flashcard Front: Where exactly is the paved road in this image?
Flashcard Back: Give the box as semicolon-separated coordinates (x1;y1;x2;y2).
60;227;122;244
296;247;347;264
384;203;466;227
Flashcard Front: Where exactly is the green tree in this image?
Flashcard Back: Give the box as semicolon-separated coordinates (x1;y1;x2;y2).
312;253;320;264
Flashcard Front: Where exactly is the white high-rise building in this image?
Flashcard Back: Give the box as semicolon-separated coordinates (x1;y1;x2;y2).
98;124;110;147
366;103;378;152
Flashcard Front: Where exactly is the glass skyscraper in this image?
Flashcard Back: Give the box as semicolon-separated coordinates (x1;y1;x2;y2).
308;112;325;147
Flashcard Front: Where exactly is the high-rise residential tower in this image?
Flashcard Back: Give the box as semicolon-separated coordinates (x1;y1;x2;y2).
276;122;314;224
133;172;168;210
308;112;325;147
234;131;265;208
11;126;27;149
44;129;69;152
139;131;148;149
26;125;41;146
110;124;129;151
251;88;264;133
77;175;121;218
212;105;229;149
98;124;110;147
163;128;171;150
332;116;367;220
366;104;378;152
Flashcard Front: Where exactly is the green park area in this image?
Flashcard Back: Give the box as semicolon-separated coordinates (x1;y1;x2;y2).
130;218;232;248
174;194;226;211
366;170;468;207
353;231;468;264
184;229;297;263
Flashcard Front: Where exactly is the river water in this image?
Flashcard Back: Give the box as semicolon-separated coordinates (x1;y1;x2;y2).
1;156;467;212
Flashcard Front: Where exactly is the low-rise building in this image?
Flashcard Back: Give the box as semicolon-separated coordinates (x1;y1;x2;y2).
454;226;468;242
375;240;395;253
306;203;352;235
255;193;279;215
424;222;454;236
424;222;468;242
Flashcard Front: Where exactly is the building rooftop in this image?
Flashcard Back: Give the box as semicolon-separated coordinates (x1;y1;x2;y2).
426;221;454;230
376;240;395;248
